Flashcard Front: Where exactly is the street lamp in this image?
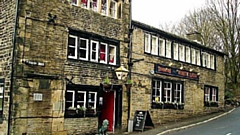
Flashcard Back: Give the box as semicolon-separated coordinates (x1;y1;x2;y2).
115;64;129;80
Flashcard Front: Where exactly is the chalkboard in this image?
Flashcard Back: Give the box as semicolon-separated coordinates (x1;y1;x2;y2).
133;110;154;132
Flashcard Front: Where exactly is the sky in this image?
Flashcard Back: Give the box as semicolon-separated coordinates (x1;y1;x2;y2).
132;0;207;28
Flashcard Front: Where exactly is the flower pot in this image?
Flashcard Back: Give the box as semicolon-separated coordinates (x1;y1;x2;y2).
103;83;111;89
125;84;132;90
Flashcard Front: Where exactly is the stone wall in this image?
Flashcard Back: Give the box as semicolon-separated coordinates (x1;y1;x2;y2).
11;0;130;134
0;0;17;134
129;26;225;125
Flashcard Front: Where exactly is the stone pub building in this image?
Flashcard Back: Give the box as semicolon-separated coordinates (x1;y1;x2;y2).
0;0;225;135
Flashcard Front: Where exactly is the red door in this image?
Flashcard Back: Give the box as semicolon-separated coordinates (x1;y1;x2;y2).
101;91;114;131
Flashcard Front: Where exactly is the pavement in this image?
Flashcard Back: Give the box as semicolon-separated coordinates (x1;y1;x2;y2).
112;107;236;135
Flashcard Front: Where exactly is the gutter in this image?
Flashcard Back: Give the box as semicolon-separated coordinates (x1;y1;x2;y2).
8;0;19;134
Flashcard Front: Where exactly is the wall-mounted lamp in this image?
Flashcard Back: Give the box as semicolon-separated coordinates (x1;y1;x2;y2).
169;62;173;66
115;64;129;80
197;73;201;76
190;68;193;72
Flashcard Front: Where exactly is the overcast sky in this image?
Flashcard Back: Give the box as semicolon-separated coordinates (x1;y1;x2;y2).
132;0;207;28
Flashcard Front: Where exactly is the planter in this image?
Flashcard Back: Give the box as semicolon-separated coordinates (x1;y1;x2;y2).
85;109;96;117
76;110;85;117
125;84;132;90
103;83;111;89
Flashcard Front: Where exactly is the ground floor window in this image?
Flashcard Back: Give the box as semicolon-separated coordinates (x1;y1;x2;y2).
204;85;218;107
65;85;98;118
151;79;184;109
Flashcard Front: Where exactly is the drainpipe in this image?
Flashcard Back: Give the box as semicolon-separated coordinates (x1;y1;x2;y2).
127;0;133;131
8;0;19;134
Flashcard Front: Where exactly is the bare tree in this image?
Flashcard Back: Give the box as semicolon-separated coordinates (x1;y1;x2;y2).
207;0;240;98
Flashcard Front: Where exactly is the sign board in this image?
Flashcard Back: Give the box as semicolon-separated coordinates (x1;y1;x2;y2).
154;64;199;80
133;110;154;132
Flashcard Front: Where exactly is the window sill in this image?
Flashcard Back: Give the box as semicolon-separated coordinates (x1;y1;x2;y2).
151;103;184;110
204;102;218;107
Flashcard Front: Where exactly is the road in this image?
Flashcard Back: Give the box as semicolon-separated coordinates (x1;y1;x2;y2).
163;107;240;135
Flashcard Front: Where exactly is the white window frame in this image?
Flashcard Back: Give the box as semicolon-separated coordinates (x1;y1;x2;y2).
206;53;211;68
101;0;108;15
196;50;201;66
151;36;158;55
76;91;87;108
159;38;165;57
66;90;75;108
100;43;108;64
68;35;78;59
91;0;99;12
90;40;99;62
210;54;215;69
202;52;206;67
191;48;196;64
144;33;151;53
109;45;116;65
212;88;217;102
204;87;210;102
110;0;117;18
174;83;182;103
152;80;162;103
166;40;172;58
186;46;191;63
79;38;89;61
179;45;185;62
81;0;90;9
173;43;178;60
164;82;172;102
88;92;97;109
0;82;4;111
71;0;79;6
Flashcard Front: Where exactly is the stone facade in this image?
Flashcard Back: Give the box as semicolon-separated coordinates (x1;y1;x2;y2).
1;0;130;135
0;0;17;134
129;21;225;125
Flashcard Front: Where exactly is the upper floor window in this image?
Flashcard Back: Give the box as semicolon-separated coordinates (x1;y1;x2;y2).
68;34;119;65
191;48;196;64
71;0;122;19
196;50;201;66
185;46;191;63
159;38;165;56
110;0;117;18
144;33;151;53
173;43;178;60
92;0;99;12
210;54;215;69
71;0;78;6
166;40;171;58
81;0;89;9
151;36;158;55
179;45;185;62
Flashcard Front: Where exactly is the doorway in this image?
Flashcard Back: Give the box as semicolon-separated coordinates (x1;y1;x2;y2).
101;90;115;132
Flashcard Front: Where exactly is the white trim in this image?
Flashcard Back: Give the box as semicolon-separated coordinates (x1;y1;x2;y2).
191;48;196;64
90;40;99;62
196;50;201;66
179;45;185;62
71;0;79;6
173;43;178;60
144;33;151;53
77;91;87;108
66;90;75;107
151;36;158;55
101;0;108;16
68;35;78;59
79;38;89;61
100;43;108;64
166;40;171;58
89;92;97;109
159;38;165;56
186;46;191;63
109;45;116;65
110;0;117;18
